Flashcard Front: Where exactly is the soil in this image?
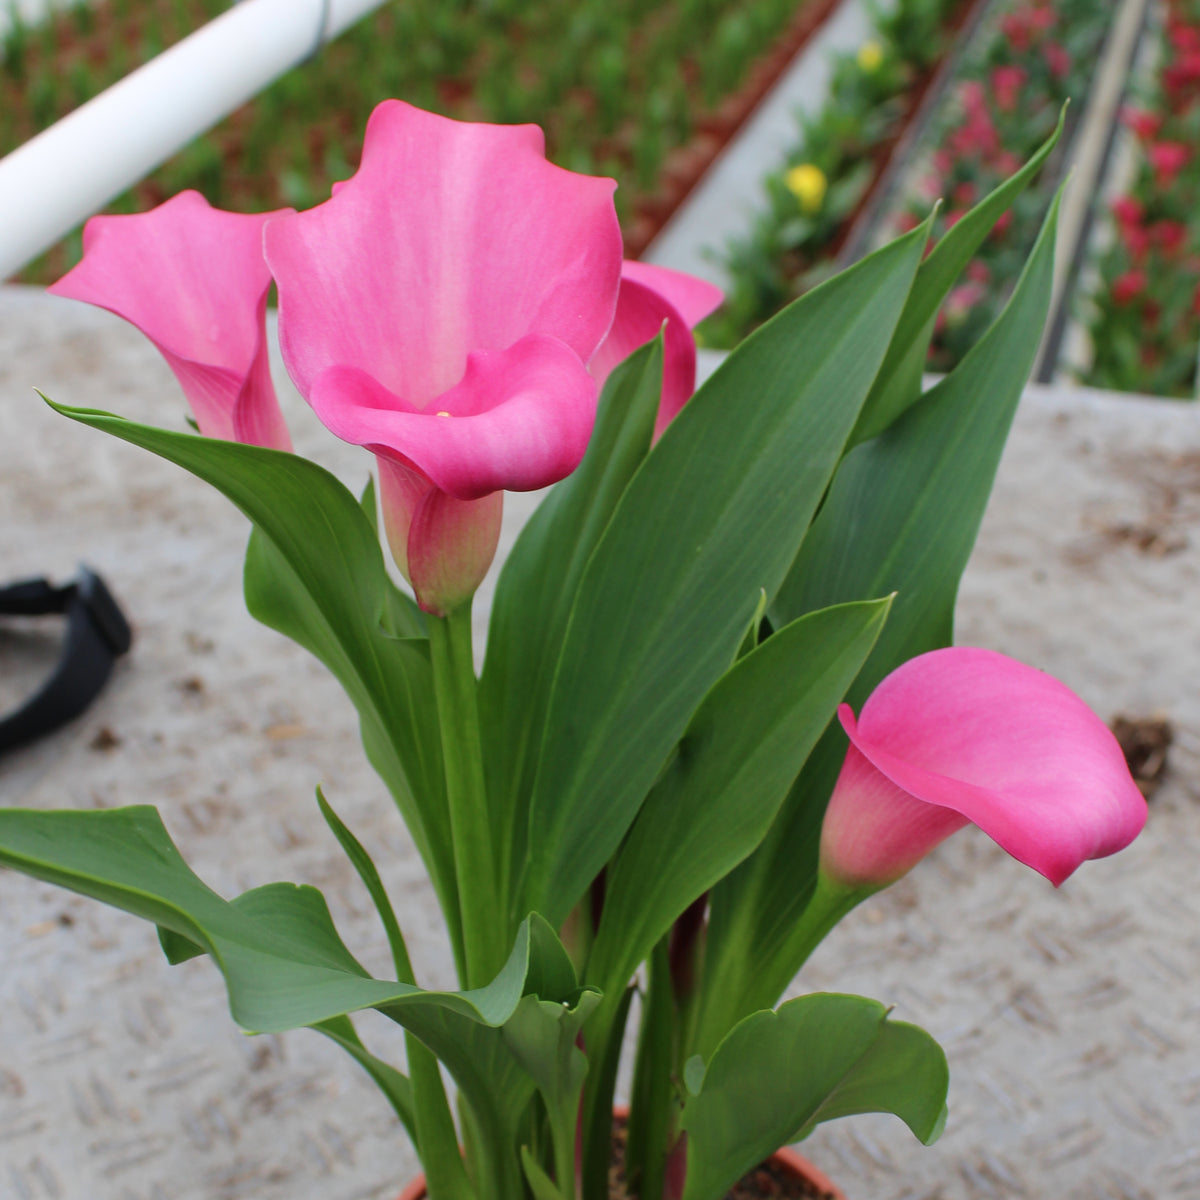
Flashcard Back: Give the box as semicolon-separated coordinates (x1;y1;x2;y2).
1110;714;1173;799
608;1117;838;1200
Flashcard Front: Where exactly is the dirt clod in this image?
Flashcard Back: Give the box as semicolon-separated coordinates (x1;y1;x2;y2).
1110;714;1173;799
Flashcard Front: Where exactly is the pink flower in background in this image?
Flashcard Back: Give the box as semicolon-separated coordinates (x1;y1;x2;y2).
1111;195;1144;229
1112;269;1148;306
1043;40;1071;78
588;261;723;440
952;181;977;206
49;192;291;451
264;101;623;615
1148;141;1191;188
1122;107;1162;141
1000;12;1033;52
991;209;1014;239
990;65;1027;113
1152;220;1189;254
819;648;1146;890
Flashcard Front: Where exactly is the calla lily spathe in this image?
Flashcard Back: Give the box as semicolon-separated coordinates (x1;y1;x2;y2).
50;101;720;617
48;191;291;452
819;647;1147;889
592;261;724;440
263;100;625;614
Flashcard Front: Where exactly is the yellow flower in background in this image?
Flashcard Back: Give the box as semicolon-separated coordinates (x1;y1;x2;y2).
857;40;884;73
784;163;827;215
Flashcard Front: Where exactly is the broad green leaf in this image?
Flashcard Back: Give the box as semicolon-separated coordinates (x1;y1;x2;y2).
852;108;1064;444
480;338;664;921
0;806;576;1135
524;222;929;926
681;995;948;1200
43;402;458;959
700;185;1064;1044
503;989;602;1115
586;598;891;998
791;1019;949;1144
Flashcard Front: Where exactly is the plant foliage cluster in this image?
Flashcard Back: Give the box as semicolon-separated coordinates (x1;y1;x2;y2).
1083;0;1200;398
702;0;965;347
2;0;826;282
705;0;1112;362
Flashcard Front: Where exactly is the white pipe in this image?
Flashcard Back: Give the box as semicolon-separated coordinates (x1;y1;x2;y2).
0;0;389;280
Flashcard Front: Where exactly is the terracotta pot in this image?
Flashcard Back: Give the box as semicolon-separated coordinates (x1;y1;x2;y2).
397;1142;845;1200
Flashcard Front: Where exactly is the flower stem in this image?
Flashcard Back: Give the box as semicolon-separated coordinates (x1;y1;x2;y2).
428;603;504;989
410;1037;475;1200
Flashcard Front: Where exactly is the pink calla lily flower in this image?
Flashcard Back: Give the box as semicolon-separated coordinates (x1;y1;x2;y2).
263;100;623;615
590;261;723;439
820;647;1147;889
48;191;291;451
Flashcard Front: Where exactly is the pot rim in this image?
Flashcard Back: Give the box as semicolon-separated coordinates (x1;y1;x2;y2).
397;1140;846;1200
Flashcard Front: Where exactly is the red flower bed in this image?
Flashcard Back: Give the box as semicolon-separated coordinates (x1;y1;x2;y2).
887;0;1112;373
1085;1;1200;396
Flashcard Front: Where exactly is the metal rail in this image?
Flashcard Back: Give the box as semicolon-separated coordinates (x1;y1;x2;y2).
0;0;389;280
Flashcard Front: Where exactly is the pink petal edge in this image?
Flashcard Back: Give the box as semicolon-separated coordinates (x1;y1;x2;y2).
827;648;1146;887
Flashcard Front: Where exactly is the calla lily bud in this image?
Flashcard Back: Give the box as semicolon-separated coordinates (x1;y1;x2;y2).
589;261;723;439
49;191;291;451
819;647;1147;890
263;100;624;613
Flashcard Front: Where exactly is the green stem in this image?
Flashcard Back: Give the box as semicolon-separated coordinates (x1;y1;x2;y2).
627;940;677;1200
580;986;636;1200
428;604;504;989
410;1037;475;1200
689;871;868;1061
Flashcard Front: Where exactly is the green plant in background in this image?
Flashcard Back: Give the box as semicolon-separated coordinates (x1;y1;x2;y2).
1;0;833;283
883;0;1113;373
700;0;963;349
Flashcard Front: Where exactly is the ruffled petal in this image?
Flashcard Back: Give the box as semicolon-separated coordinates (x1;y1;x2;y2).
619;260;724;329
590;263;723;438
48;191;290;450
821;648;1147;887
310;334;598;500
264;100;622;409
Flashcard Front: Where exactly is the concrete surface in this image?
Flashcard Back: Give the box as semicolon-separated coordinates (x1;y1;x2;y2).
2;287;1199;1199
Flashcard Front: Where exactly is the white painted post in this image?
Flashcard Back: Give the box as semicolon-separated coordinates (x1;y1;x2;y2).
0;0;389;280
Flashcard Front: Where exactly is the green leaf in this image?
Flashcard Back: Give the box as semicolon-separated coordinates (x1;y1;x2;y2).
852;107;1065;444
790;1019;949;1144
42;402;458;965
681;995;948;1200
586;598;891;998
0;806;577;1137
480;338;664;920
524;222;929;926
504;989;602;1115
520;1146;564;1200
317;786;414;982
699;183;1064;1043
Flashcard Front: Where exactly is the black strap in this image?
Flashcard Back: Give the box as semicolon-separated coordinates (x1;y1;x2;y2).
0;567;132;753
